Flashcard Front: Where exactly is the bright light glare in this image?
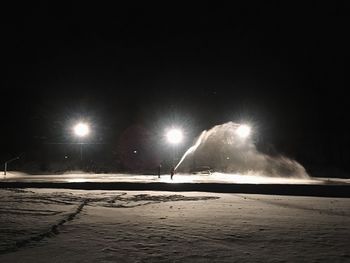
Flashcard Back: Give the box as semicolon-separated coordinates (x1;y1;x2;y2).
166;129;183;144
236;124;251;138
74;123;89;137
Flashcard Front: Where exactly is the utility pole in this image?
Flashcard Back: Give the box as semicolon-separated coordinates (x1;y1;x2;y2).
4;156;20;177
80;143;83;161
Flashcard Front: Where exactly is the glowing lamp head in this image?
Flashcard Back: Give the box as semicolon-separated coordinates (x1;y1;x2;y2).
236;124;251;139
166;129;183;144
74;123;90;137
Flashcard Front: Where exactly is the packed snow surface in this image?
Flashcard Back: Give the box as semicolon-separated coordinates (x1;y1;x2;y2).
2;171;350;185
1;188;350;262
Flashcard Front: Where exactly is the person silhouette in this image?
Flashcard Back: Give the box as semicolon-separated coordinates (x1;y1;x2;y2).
158;164;161;178
170;166;175;180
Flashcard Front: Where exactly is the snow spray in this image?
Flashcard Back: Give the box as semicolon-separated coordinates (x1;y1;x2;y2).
175;122;308;178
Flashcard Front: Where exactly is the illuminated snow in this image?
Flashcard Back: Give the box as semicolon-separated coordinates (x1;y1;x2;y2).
175;122;309;179
0;188;349;262
2;171;348;185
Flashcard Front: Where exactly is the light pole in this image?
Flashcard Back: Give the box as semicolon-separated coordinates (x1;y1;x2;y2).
73;122;90;161
166;128;183;166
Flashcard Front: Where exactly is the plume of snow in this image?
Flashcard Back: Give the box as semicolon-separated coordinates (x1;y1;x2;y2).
175;122;308;178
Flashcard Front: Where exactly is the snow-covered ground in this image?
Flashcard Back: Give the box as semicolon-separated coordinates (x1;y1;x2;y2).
1;188;350;262
2;171;350;184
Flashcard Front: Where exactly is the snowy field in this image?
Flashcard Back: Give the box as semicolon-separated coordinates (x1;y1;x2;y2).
1;188;350;262
2;171;350;185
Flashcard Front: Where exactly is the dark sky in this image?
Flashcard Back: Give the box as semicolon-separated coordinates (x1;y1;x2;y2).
1;2;350;168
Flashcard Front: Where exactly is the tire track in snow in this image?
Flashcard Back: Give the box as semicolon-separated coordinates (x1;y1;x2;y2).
0;207;62;216
0;199;88;255
101;194;219;208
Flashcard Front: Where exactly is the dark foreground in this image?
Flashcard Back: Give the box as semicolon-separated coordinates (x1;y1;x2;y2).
1;181;350;198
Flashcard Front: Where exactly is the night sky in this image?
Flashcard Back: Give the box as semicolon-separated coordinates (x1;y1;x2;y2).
2;2;349;173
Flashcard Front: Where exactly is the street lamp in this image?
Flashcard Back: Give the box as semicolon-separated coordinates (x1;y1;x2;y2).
3;156;20;176
166;128;183;166
166;129;183;144
74;123;89;137
73;122;90;160
236;124;251;139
